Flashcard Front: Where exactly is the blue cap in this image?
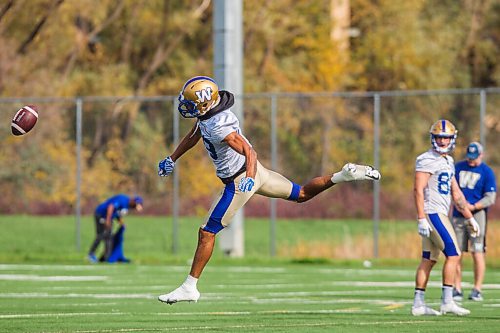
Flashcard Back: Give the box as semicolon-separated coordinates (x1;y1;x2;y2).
134;195;144;205
466;142;483;160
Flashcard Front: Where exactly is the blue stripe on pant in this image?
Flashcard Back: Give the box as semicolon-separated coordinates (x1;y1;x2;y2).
428;213;459;257
202;182;236;234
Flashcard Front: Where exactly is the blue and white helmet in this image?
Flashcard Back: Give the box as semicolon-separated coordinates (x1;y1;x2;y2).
429;119;457;154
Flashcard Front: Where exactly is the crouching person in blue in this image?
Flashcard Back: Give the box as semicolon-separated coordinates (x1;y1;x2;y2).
87;194;143;263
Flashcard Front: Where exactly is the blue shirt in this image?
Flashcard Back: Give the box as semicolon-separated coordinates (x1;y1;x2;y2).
452;161;497;217
95;194;131;220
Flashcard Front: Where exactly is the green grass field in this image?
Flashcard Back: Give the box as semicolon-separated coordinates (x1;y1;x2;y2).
1;216;499;332
0;215;420;263
1;263;499;332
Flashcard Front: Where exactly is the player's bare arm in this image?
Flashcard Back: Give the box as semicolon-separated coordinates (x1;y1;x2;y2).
451;177;474;219
105;204;114;229
414;171;430;219
452;177;481;237
170;123;202;162
223;131;257;179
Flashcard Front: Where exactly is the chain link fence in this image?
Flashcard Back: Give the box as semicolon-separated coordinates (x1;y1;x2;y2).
1;88;499;255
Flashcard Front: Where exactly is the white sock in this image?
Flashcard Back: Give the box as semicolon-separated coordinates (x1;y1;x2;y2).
442;285;453;304
183;275;198;289
413;289;425;307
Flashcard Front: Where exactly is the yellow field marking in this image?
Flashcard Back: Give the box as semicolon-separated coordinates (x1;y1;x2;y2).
383;303;405;310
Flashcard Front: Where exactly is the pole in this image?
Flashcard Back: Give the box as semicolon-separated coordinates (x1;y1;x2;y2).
172;99;180;254
480;89;486;150
214;0;244;257
270;95;277;257
75;98;83;251
373;94;381;258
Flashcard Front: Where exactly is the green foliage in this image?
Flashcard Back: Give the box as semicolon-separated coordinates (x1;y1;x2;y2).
1;1;498;95
0;1;498;213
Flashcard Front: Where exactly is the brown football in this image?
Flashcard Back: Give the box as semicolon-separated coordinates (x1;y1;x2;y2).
11;105;39;136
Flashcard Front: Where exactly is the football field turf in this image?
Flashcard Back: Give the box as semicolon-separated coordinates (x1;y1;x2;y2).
1;263;499;332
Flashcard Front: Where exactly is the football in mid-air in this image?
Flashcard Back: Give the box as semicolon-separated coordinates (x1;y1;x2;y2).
11;105;39;136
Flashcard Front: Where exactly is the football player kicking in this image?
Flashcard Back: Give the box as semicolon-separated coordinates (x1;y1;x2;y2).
412;120;480;316
157;76;381;304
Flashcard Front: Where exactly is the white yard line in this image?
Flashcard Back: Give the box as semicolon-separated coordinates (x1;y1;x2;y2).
54;319;469;333
0;264;96;271
210;281;473;289
42;286;168;291
0;274;107;281
0;293;154;299
245;298;410;305
55;302;119;307
0;312;126;319
0;308;376;321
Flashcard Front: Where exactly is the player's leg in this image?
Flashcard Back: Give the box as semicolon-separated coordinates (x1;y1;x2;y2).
453;256;464;301
412;261;441;316
442;255;460;289
157;228;214;305
468;210;487;301
427;214;470;315
440;255;471;315
159;173;257;304
256;162;380;203
191;170;261;275
451;217;467;300
88;216;104;263
300;163;380;201
415;259;435;290
298;175;334;202
412;235;440;316
102;228;113;261
470;252;485;301
190;228;216;278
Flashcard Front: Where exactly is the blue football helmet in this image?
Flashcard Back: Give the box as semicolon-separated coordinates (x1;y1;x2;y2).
429;119;457;154
178;76;220;118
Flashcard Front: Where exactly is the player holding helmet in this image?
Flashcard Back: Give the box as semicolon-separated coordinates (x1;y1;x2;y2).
157;76;381;304
412;119;480;316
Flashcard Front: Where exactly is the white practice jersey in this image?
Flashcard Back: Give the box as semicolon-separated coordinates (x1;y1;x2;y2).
198;109;248;179
415;149;455;215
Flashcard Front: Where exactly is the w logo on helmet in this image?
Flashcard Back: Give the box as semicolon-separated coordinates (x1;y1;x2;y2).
196;87;213;102
178;76;219;118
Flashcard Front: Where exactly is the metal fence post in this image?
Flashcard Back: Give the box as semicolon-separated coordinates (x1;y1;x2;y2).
75;97;83;251
373;94;381;258
270;95;277;257
480;89;486;150
172;99;180;254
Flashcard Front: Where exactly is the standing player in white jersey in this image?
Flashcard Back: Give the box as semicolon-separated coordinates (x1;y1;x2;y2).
156;76;381;304
412;119;480;316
